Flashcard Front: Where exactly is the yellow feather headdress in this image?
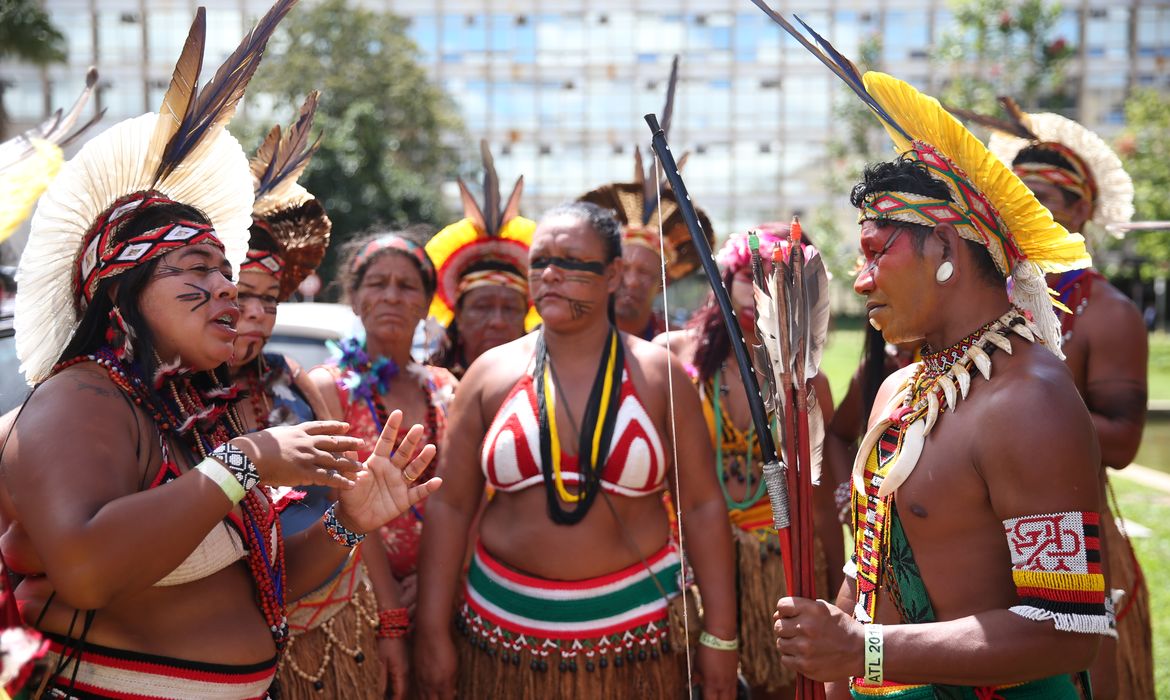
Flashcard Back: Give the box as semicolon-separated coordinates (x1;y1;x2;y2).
745;3;1090;356
16;0;298;385
0;68;101;245
425;140;537;330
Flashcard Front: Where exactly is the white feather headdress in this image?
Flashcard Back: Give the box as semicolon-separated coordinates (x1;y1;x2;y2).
989;111;1134;231
15;0;298;385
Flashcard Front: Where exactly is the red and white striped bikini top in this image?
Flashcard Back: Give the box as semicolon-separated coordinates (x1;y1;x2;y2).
481;369;667;497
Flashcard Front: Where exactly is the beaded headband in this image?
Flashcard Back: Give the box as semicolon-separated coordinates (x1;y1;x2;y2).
1013;141;1097;207
241;248;285;279
351;234;436;292
622;225;665;257
77;191;221;307
858;143;1018;276
456;268;528;300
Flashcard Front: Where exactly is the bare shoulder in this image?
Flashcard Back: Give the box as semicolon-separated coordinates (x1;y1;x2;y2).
624;332;687;382
973;343;1098;512
462;331;538;412
651;328;696;358
5;363;143;486
1081;278;1146;341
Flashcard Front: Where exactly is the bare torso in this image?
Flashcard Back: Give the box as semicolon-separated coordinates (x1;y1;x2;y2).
476;332;674;579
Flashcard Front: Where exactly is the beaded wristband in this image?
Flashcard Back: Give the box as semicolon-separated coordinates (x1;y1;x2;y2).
322;503;365;547
376;608;409;639
209;442;261;493
698;630;739;651
862;623;884;684
194;457;246;504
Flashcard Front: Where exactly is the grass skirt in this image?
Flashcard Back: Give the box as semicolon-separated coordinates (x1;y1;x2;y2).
272;552;384;700
730;502;828;693
1101;501;1154;700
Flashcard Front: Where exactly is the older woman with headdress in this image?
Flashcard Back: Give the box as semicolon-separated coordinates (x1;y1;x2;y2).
659;222;843;700
308;227;459;689
415;201;739;700
0;5;438;699
426;142;537;377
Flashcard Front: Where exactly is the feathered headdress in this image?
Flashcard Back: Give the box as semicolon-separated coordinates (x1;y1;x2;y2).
578;55;713;284
16;0;298;385
747;3;1090;357
974;99;1134;234
0;68;102;245
425;140;537;330
247;90;331;301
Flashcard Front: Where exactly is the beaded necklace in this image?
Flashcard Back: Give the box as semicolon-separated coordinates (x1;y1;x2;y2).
51;347;289;651
711;370;769;510
333;336;439;521
851;308;1037;623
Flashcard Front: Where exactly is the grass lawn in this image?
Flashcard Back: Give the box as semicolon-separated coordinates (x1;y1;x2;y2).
1109;474;1170;698
1149;332;1170;401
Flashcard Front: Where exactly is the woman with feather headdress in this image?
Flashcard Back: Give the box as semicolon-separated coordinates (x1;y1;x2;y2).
0;5;438;698
307;225;460;696
425;141;537;378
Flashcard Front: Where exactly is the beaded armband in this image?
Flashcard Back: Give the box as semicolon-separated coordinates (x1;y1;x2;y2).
376;608;409;639
209;442;260;493
322;503;365;548
1003;511;1116;637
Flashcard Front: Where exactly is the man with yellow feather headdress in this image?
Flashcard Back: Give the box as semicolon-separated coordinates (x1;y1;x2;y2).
749;7;1114;698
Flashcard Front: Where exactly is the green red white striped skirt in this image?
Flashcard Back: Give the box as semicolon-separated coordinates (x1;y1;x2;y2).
456;540;688;698
41;634;275;699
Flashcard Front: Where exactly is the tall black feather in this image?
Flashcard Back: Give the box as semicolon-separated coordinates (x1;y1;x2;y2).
254;90;322;200
642;54;681;224
480;140;501;236
155;0;299;184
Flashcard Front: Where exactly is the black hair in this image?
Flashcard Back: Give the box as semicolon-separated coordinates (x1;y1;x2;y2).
541;201;623;263
687;266;737;385
246;222;282;255
57;201;213;385
851;155;1004;284
538;201;624;324
339;225;437;301
1012;145;1082;207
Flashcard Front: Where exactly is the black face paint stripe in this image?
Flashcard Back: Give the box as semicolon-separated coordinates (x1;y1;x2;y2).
531;256;606;275
176;282;212;311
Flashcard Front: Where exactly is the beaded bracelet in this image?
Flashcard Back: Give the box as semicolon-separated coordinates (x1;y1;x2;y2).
376;608;409;639
698;630;739;651
209;442;261;493
322;503;366;548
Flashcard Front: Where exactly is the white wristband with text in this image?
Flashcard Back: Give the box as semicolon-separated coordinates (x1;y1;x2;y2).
862;623;884;684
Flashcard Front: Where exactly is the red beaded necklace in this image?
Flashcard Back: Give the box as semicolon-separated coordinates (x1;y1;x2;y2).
51;347;289;652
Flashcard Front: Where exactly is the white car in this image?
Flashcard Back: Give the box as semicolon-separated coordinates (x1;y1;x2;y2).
268;302;433;370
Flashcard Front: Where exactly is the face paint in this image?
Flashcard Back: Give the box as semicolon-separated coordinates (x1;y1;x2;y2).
176;282;212;311
530;256;606;275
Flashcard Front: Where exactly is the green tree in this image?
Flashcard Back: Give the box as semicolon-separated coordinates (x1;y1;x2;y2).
246;0;464;290
933;0;1074;114
1115;89;1170;279
0;0;67;138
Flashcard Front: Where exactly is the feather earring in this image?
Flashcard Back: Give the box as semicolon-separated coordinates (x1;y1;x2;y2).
106;306;136;362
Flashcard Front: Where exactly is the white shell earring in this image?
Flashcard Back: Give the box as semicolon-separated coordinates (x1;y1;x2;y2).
935;261;954;284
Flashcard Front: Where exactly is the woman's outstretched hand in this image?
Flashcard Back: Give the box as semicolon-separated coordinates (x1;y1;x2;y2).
335;410;441;532
229;421;365;489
